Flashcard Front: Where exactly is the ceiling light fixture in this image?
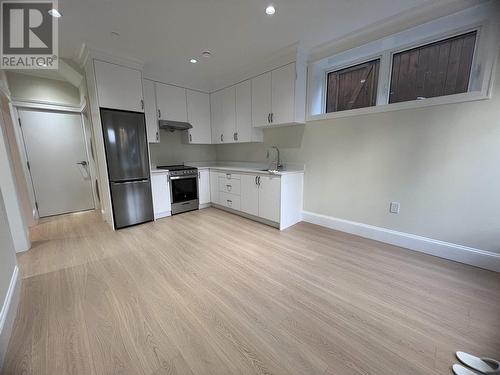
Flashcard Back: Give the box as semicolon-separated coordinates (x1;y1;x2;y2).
201;51;212;58
190;58;198;64
265;5;275;15
48;9;61;17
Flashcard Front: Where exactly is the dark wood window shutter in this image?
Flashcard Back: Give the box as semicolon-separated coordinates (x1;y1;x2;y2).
389;31;476;104
326;59;380;113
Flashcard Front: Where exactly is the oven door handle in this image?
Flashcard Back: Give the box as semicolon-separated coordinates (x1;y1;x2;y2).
169;175;197;180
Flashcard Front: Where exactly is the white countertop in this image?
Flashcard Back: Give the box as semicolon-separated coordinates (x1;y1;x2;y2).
150;168;170;174
151;162;304;176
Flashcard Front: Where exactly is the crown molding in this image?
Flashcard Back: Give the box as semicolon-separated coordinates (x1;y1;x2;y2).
308;0;489;63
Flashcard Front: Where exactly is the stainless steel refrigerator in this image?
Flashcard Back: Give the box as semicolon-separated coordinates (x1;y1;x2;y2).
100;109;153;229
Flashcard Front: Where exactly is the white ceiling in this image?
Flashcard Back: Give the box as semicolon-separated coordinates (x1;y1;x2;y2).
59;0;484;92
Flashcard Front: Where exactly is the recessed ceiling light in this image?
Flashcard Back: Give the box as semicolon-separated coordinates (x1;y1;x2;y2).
111;31;120;37
190;58;198;64
201;51;212;58
48;9;61;17
265;5;275;15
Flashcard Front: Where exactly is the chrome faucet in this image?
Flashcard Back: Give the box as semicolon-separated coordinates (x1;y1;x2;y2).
267;146;283;171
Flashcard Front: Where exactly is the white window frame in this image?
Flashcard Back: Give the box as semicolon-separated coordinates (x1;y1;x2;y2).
323;55;383;113
306;3;500;121
386;27;481;104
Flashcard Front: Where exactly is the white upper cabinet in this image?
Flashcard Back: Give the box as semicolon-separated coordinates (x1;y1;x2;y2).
251;72;272;128
235;80;262;143
271;63;296;125
156;83;187;122
186;90;211;144
210;80;263;144
143;79;159;143
252;62;306;128
94;60;144;112
222;87;236;143
210;90;224;144
258;175;281;222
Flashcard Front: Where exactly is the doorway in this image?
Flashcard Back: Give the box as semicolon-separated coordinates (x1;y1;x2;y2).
18;108;95;217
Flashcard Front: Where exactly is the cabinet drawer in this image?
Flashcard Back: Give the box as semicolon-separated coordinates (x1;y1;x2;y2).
220;192;241;210
220;171;240;180
218;177;241;195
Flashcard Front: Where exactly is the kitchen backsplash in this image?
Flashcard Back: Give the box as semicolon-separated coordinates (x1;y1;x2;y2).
149;129;216;167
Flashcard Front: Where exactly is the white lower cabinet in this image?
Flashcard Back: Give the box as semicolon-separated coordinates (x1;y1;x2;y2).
257;175;281;223
198;169;211;205
210;169;303;230
240;174;259;217
209;170;221;205
220;192;241;210
151;173;171;219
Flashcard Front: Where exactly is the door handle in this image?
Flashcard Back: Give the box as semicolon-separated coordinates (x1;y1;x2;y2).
140;99;144;110
77;161;88;166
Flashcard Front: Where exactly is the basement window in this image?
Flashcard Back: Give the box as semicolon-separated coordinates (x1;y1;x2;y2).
306;3;499;121
389;31;477;104
326;59;380;113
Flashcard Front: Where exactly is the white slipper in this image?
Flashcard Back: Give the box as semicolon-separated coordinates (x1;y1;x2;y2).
453;364;480;375
456;351;500;374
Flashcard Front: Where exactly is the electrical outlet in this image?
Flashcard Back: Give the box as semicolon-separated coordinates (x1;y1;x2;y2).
390;202;400;214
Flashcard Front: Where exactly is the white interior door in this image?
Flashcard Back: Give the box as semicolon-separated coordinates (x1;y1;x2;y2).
18;109;94;217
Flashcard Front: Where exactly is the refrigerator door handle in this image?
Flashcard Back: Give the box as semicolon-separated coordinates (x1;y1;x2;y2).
111;179;148;185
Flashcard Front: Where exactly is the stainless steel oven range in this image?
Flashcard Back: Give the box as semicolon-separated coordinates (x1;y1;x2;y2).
157;165;199;215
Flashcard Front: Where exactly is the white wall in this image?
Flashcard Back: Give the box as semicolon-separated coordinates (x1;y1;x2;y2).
0;188;17;324
0;189;20;369
216;52;500;254
149;129;216;167
0;97;30;253
6;72;81;107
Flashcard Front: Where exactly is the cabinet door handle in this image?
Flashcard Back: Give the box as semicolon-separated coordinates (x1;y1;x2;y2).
268;113;271;123
258;176;261;186
227;199;232;206
226;173;231;179
158;109;161;118
140;99;144;110
156;131;159;141
226;184;232;191
198;172;201;179
255;176;258;185
189;133;192;142
233;132;237;141
270;113;273;123
221;134;223;142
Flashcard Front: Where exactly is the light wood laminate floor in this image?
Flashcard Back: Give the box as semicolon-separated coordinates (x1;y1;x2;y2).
3;208;500;374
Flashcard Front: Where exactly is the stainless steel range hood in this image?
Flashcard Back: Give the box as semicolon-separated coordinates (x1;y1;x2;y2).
158;120;192;132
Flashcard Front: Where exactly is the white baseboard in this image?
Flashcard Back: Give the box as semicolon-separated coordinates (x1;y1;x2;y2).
301;211;500;273
0;266;21;369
